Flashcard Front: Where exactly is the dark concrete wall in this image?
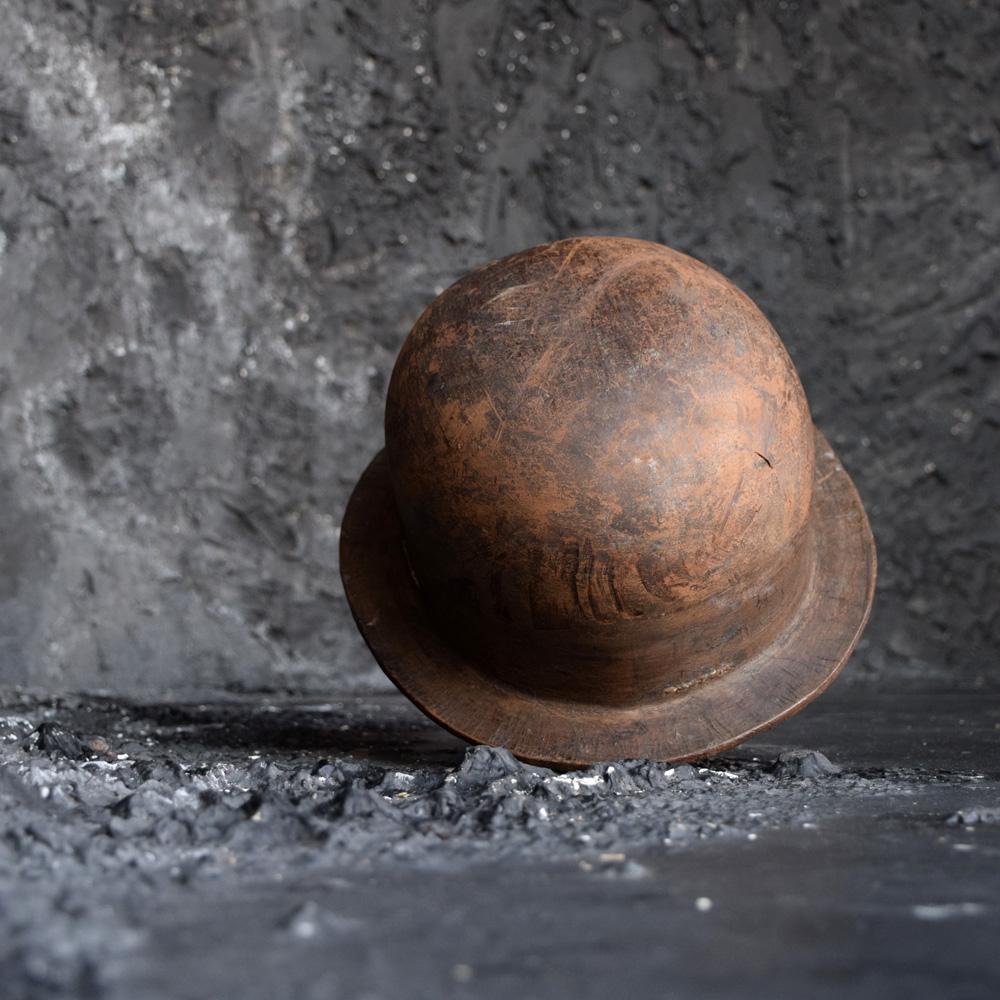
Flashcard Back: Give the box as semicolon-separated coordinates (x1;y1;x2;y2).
0;0;996;693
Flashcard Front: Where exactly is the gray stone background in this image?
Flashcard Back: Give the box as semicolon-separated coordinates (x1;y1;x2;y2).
0;0;996;695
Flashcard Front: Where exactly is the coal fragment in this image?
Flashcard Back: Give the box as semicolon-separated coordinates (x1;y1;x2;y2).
453;746;546;791
25;722;87;759
771;750;841;779
946;808;1000;826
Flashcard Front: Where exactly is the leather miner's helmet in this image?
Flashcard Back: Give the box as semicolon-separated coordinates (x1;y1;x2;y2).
341;237;875;767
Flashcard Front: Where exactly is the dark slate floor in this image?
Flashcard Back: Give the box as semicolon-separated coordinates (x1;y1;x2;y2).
1;684;998;999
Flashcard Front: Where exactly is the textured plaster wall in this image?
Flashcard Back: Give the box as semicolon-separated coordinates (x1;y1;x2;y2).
0;0;997;693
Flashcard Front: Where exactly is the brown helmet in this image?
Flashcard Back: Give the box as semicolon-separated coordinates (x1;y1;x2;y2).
341;237;875;767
